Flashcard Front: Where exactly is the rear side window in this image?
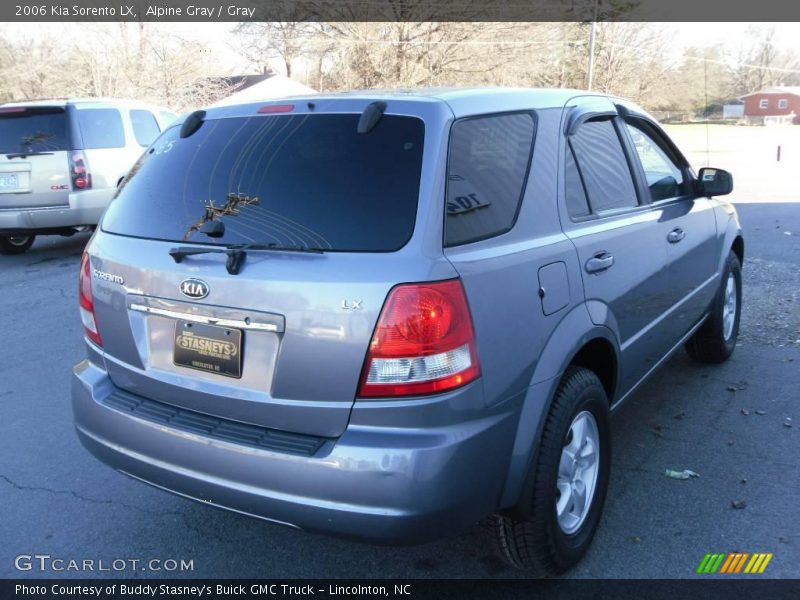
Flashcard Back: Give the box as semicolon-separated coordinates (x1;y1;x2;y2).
564;145;591;218
0;107;68;153
102;114;425;252
77;108;125;149
569;118;638;212
445;113;535;246
130;110;161;147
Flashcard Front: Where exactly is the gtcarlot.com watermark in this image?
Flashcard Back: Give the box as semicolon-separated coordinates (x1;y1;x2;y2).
14;554;194;573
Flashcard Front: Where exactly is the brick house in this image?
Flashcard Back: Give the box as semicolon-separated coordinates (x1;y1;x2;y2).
741;86;800;125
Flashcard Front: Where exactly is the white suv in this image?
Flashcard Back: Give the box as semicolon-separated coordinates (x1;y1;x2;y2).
0;98;176;254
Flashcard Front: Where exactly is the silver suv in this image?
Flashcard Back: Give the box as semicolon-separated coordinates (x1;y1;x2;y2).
0;98;175;254
71;89;743;575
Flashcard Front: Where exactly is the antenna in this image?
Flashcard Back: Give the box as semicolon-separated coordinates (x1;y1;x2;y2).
587;0;599;91
704;60;710;167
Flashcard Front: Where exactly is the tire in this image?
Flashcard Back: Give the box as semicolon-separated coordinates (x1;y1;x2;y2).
0;235;35;255
685;251;742;364
493;366;611;576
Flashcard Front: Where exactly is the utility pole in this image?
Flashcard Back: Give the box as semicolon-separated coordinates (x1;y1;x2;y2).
587;0;599;91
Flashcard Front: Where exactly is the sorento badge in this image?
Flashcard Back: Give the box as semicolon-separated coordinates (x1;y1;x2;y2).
92;269;124;285
180;278;210;299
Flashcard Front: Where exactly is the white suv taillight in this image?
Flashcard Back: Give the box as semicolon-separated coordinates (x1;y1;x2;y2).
358;279;480;398
79;252;102;346
70;150;92;190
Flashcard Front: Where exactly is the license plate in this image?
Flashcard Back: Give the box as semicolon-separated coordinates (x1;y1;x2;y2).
174;321;243;378
0;173;19;190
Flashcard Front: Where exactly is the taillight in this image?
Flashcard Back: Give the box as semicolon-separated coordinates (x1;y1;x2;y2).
79;253;102;346
70;151;92;190
358;279;480;398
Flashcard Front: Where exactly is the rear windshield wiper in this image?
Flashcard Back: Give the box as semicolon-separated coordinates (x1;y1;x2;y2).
169;243;325;275
5;151;55;159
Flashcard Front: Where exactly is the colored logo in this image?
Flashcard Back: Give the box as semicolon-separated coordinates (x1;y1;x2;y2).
697;552;773;574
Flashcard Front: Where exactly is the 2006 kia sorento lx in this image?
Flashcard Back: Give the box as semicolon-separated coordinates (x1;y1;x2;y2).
72;89;743;575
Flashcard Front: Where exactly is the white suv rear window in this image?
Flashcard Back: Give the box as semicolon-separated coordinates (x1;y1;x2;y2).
0;107;68;153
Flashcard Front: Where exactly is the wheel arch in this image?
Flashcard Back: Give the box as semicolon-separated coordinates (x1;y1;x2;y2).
731;235;744;266
499;304;620;514
568;337;617;402
713;201;744;274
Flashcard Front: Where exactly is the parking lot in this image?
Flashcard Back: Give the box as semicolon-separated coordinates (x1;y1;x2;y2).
0;196;798;579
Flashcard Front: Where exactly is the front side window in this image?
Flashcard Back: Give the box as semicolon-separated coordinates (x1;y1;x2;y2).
569;118;638;212
759;98;769;109
625;121;686;201
77;108;125;149
778;99;788;109
445;113;535;246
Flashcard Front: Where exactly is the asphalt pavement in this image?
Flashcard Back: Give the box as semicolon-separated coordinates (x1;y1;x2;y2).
0;201;797;579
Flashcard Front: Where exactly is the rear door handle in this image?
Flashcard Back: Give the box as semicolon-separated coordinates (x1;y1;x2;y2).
667;227;686;244
585;252;615;273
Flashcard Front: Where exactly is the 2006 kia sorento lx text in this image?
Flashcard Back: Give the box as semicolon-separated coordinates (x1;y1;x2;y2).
71;89;743;575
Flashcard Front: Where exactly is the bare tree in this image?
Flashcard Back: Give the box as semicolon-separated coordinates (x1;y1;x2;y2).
726;26;785;96
234;21;316;77
69;23;234;110
3;20;797;120
300;21;529;90
748;27;778;91
590;22;678;102
0;34;68;101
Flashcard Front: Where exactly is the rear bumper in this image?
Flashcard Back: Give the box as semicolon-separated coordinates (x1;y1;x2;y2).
72;359;522;544
0;188;113;233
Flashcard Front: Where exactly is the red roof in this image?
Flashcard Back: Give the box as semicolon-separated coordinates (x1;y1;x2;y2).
740;86;800;99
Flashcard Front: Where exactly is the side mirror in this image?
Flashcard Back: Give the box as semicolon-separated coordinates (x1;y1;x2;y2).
697;168;733;197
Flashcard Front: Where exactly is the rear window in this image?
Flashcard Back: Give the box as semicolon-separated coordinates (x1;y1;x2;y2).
77;108;125;149
102;113;425;252
0;107;68;154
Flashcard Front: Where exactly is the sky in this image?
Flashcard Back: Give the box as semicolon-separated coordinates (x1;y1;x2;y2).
669;22;800;49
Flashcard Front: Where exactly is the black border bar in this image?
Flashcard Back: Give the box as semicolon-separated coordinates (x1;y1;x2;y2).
5;0;800;22
5;579;800;600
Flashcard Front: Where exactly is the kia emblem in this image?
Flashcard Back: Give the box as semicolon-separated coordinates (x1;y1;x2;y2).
179;278;210;299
